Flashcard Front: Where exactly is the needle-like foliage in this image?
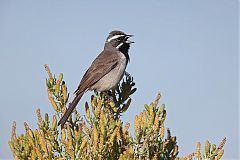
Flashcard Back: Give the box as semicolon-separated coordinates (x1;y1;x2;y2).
9;65;226;160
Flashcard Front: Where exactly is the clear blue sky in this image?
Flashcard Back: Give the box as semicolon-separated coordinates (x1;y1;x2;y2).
0;0;238;159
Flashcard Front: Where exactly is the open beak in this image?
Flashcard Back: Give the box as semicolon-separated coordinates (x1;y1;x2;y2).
125;35;134;44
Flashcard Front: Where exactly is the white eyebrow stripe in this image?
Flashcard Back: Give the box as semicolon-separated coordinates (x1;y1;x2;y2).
107;35;125;42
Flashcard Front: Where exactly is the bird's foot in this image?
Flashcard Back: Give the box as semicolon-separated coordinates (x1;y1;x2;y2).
101;91;113;102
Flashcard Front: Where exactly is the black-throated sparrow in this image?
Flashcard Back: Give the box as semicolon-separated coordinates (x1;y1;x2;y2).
58;30;134;127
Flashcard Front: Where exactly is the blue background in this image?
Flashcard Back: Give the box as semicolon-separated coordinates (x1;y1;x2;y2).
0;0;238;159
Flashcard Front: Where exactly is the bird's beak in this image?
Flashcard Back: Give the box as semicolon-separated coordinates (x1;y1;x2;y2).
126;35;134;38
125;35;134;44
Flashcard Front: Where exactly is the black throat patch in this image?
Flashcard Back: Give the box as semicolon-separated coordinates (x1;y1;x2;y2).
119;43;130;64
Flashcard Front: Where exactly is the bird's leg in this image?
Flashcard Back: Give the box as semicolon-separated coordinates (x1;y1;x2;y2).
94;90;101;99
101;91;113;102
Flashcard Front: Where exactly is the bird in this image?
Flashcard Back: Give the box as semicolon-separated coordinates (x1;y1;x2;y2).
58;30;134;127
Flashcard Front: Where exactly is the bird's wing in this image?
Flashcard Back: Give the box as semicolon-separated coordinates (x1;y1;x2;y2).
75;50;119;94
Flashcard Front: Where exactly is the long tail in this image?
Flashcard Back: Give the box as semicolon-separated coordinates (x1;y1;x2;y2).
58;91;84;127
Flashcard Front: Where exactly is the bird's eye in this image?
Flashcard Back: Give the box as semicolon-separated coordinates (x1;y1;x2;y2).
116;37;122;41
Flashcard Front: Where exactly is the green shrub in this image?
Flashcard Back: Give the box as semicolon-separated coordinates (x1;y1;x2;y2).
9;65;226;160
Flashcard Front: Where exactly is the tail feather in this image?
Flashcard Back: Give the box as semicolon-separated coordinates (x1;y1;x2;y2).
58;92;84;127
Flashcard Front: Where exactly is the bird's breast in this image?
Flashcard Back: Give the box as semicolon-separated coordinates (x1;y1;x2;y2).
91;52;127;92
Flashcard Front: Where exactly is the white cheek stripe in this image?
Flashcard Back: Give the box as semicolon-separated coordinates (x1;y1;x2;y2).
107;35;124;42
116;42;124;49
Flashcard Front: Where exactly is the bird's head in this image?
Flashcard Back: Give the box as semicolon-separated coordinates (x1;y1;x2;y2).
105;30;134;54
